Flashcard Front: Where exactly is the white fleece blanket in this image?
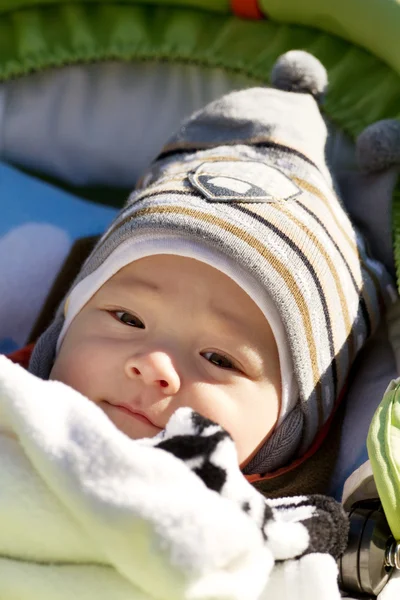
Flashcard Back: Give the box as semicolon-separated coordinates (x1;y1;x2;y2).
0;356;346;600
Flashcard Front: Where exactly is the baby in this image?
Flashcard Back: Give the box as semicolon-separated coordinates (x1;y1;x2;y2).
28;50;395;478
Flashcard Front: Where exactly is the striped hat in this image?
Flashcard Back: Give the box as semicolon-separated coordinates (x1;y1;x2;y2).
29;51;396;474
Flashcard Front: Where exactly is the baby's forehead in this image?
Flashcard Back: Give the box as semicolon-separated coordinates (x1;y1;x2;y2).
95;257;270;331
103;256;241;298
101;254;237;294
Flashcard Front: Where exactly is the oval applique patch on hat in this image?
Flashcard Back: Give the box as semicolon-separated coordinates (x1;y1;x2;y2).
189;160;301;203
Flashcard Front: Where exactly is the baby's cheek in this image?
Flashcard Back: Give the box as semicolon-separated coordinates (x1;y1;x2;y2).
50;342;99;398
185;385;242;443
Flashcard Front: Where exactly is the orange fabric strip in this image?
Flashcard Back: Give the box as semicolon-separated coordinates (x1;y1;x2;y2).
231;0;264;19
7;343;35;370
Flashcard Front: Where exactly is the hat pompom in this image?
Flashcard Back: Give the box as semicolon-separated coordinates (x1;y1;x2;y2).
270;50;327;101
356;119;400;173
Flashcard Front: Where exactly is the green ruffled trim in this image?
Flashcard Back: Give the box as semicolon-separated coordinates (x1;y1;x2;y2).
1;3;400;137
1;2;400;286
0;0;231;17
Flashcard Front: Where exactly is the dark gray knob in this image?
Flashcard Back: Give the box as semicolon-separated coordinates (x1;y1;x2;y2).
338;500;394;596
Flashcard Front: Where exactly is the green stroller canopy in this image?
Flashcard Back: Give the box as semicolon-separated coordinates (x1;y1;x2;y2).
1;0;400;285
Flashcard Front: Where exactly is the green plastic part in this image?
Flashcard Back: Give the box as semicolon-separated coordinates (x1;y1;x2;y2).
368;379;400;540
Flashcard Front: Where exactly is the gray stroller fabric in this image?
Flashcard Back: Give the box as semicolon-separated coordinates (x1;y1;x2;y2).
0;61;255;189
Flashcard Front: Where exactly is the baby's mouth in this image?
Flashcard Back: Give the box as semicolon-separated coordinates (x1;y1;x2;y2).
101;400;162;429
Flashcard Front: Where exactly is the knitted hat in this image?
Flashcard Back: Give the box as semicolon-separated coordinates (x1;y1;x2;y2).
29;51;396;474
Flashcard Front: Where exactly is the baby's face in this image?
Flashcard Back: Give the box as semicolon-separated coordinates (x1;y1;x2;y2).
50;255;281;466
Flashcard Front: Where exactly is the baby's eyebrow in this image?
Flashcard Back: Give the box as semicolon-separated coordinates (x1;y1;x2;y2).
210;304;248;332
108;277;161;294
107;278;250;332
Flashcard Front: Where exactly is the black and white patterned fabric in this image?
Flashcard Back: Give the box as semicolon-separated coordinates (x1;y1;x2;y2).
145;407;349;561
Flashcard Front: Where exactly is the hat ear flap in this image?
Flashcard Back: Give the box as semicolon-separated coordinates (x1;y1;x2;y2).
356;119;400;173
337;119;400;279
270;50;328;103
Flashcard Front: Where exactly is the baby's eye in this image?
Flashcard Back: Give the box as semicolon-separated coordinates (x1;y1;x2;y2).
202;351;236;370
115;311;145;329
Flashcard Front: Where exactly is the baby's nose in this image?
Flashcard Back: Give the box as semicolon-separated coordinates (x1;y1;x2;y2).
125;351;181;394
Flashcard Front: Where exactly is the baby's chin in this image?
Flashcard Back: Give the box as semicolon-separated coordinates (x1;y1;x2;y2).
97;400;162;440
